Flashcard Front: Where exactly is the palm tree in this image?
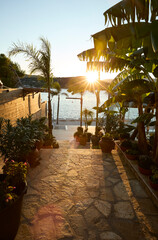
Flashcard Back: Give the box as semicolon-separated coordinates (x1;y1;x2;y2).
78;0;158;162
51;81;68;125
82;108;94;130
9;37;53;137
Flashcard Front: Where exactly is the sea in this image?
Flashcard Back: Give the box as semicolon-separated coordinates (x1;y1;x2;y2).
41;89;138;123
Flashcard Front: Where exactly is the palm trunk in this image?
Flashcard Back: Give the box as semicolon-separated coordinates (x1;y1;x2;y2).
56;94;60;125
95;90;99;135
137;101;148;154
154;91;158;164
80;92;83;127
47;78;53;137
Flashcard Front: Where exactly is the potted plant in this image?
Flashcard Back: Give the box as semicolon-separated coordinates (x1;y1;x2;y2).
119;132;130;141
91;134;100;148
120;139;133;152
74;127;83;143
0;119;36;163
149;168;158;190
99;133;115;153
79;133;87;146
0;160;27;240
138;155;153;175
125;148;139;160
86;132;92;142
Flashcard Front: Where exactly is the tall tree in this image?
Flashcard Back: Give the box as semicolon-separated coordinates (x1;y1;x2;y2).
0;54;24;87
9;37;53;137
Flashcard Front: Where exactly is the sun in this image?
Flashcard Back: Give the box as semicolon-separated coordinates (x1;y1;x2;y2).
86;71;98;83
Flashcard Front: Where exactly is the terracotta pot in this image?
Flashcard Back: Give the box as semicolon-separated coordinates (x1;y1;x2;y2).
91;135;100;147
27;148;40;167
35;139;44;150
0;176;27;240
149;177;158;190
79;136;87;146
99;139;115;153
138;166;152;176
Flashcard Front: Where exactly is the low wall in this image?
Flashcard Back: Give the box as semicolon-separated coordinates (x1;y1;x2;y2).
0;89;47;124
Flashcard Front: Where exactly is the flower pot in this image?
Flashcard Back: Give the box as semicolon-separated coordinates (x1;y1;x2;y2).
149;177;158;190
0;177;27;240
91;135;100;147
99;139;115;153
138;166;152;176
79;136;87;146
35;139;44;150
27;148;40;167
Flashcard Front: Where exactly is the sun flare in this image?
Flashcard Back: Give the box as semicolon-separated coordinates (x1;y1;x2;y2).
86;71;98;83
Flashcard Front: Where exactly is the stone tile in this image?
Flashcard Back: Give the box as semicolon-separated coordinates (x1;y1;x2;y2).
15;224;33;240
113;182;130;200
75;198;94;212
130;180;148;198
137;198;158;216
30;204;73;240
68;214;87;236
86;178;100;190
84;206;101;225
114;201;135;219
94;200;111;218
99;188;115;202
100;231;122;240
22;195;41;220
111;219;147;240
67;169;78;177
95;218;111;232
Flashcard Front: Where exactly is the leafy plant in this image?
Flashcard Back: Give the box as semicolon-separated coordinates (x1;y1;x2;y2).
125;148;139;156
138;155;153;169
150;168;158;184
0;160;27;210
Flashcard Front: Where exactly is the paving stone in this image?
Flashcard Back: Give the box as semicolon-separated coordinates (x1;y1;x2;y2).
137;198;158;216
67;169;78;177
15;141;158;240
15;224;33;240
99;188;115;202
114;201;135;219
86;178;100;190
75;198;94;212
30;204;73;240
95;218;111;232
111;219;147;240
130;179;148;198
84;206;101;225
68;214;87;236
113;182;130;200
100;231;122;240
94;200;111;218
22;195;41;220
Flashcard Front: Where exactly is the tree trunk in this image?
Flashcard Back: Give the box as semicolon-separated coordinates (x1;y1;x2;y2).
47;78;53;137
80;92;83;127
95;90;99;135
154;91;158;164
131;127;138;140
137;101;148;154
56;94;60;125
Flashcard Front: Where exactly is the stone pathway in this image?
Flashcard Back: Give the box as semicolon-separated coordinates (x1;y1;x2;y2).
15;141;158;240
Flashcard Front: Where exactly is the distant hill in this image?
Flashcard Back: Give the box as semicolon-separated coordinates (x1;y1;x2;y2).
20;75;111;90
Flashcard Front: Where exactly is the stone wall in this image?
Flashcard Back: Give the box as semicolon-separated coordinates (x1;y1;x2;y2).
0;89;47;124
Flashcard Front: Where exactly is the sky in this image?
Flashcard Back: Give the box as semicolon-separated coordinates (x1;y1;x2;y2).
1;0;120;79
